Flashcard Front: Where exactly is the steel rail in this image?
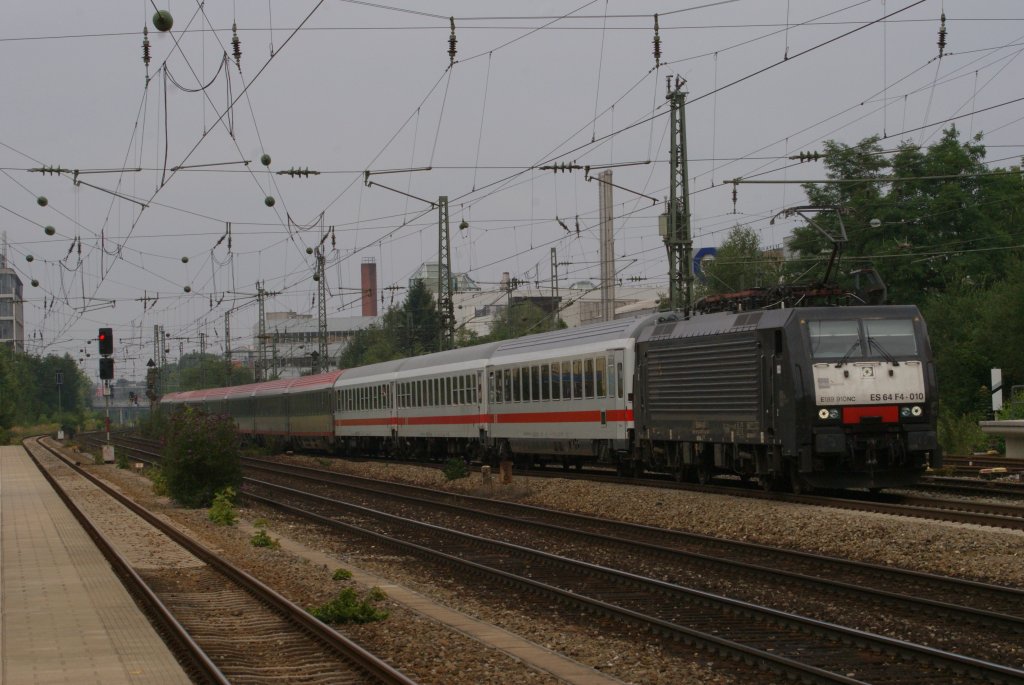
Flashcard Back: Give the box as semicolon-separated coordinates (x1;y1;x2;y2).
34;437;419;685
243;477;1024;685
23;437;229;685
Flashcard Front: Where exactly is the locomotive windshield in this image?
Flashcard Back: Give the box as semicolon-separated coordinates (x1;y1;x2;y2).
808;318;917;360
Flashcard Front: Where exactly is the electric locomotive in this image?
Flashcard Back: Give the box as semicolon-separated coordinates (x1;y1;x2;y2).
631;304;940;491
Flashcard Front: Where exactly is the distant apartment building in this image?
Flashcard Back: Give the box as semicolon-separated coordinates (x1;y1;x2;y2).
0;249;25;352
249;312;381;378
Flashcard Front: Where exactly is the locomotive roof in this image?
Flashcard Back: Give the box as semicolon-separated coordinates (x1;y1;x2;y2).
636;305;923;342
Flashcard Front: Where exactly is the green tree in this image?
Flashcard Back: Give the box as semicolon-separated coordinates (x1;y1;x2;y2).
481;301;565;342
922;260;1024;416
391;279;441;356
0;347;91;430
339;279;442;367
701;224;783;296
788;127;1022;303
161;353;253;393
161;406;242;508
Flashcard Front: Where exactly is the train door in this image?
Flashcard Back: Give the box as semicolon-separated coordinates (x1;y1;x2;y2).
476;369;488;446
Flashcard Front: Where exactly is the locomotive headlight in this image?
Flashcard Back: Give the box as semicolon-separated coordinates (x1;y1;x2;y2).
900;407;912;418
829;408;840;420
911;405;923;417
818;408;830;420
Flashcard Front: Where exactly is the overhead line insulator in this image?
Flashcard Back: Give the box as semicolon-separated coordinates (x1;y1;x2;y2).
937;11;947;57
652;14;661;67
231;22;242;70
142;26;151;72
448;16;457;66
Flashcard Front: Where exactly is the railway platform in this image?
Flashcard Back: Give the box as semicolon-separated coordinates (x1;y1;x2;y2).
0;444;190;685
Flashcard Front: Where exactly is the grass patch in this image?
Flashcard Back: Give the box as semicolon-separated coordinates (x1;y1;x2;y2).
310;587;388;624
442;457;469;481
149;467;169;497
207;487;238;526
332;568;353;581
249;518;279;548
115;449;131;469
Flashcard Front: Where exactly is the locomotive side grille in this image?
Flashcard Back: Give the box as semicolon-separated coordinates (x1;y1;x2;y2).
645;335;760;415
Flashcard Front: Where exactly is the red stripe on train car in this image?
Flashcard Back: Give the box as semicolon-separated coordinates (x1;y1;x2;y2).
334;409;634;429
335;417;394;427
842;405;898;424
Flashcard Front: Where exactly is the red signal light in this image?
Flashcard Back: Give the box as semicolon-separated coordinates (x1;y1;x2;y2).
98;327;113;356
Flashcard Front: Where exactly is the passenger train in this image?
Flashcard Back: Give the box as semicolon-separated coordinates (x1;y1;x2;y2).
161;304;940;491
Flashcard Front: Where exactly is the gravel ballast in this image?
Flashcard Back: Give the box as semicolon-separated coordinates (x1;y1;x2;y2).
71;447;1024;684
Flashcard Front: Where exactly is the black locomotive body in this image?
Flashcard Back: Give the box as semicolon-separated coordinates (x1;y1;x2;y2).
632;305;940;491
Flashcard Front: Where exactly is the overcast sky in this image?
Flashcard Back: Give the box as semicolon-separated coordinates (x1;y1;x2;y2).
3;1;1022;381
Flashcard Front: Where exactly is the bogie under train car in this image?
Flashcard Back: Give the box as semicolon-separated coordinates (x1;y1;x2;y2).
160;304;939;491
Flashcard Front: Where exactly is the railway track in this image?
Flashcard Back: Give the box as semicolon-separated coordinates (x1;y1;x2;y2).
239;472;1024;684
82;433;1024;682
27;436;417;685
914;475;1024;500
942;454;1024;477
89;432;1024;531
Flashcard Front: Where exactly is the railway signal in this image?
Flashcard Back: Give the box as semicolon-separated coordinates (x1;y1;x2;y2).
99;357;114;380
98;327;113;356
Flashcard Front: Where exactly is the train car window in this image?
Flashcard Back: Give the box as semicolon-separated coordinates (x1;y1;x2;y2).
503;369;513;403
559;361;570;399
617;362;624;398
472;376;478;404
774;330;784;356
540;364;550;400
808;320;861;359
572;360;583;399
596;357;607;397
584;359;595;398
521;367;530;402
549;363;561;400
864;319;917;356
512;368;521;402
488;372;497;403
530;366;540;401
464;375;471;404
